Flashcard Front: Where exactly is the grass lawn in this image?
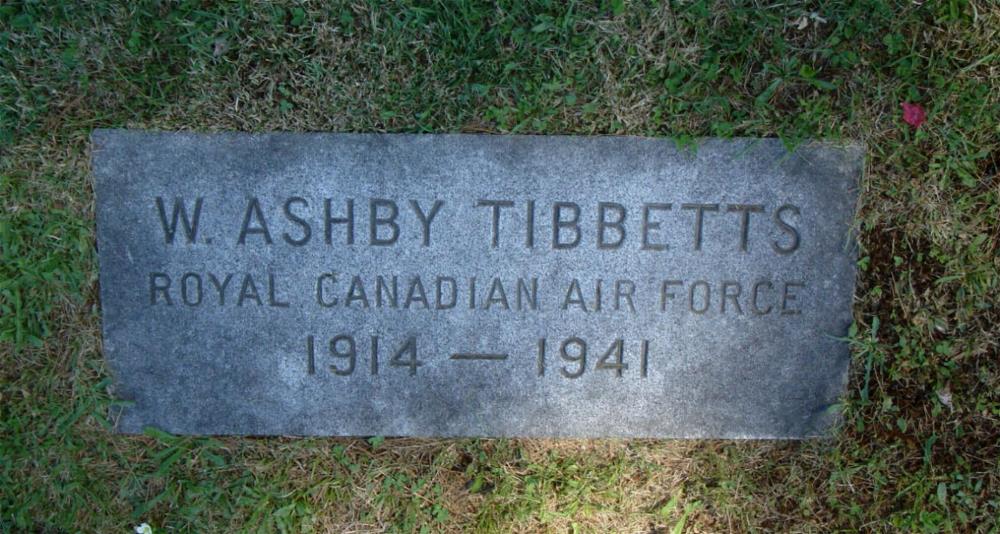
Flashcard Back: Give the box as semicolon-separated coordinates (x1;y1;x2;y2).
2;0;998;531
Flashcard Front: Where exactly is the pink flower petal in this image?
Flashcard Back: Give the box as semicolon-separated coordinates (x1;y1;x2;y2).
901;102;926;128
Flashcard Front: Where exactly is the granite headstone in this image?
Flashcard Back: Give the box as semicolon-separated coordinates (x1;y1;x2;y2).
93;131;861;438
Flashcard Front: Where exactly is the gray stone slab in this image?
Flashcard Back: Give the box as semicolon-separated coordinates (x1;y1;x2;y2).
92;130;861;438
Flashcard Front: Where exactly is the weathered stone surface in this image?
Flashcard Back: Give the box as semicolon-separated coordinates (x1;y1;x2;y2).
93;130;861;438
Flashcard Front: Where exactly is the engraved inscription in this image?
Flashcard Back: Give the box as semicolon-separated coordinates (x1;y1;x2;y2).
143;189;813;382
306;334;422;376
536;337;650;379
156;196;804;253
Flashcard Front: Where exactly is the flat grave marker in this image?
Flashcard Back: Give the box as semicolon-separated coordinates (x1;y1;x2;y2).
93;131;861;438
